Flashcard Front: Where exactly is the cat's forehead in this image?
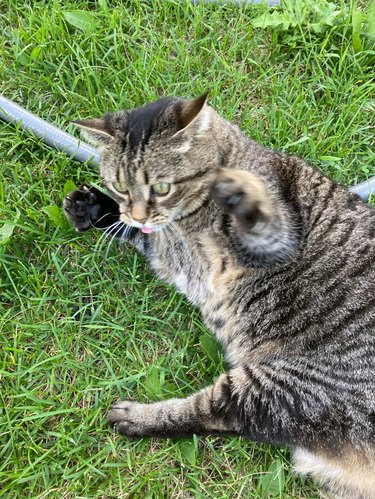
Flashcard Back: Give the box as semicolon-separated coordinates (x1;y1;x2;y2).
115;97;179;151
101;136;177;186
108;104;186;181
120;144;180;184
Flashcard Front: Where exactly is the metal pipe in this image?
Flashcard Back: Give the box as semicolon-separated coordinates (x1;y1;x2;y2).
0;94;100;166
349;179;375;201
0;94;373;201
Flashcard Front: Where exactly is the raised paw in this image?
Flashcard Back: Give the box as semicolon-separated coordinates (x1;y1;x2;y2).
210;169;272;232
63;185;101;231
107;401;155;438
64;184;120;232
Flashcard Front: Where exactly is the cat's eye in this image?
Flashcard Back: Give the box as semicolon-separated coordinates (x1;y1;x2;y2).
112;182;129;194
152;182;170;196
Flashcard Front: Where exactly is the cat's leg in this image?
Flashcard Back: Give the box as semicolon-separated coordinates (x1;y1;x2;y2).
108;358;332;442
293;446;375;499
107;372;240;438
107;362;315;439
108;365;375;498
211;169;300;265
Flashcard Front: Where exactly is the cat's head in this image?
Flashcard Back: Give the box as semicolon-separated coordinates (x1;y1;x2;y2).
74;94;221;233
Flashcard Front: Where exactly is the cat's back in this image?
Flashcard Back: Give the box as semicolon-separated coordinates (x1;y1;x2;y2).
230;181;375;357
298;184;375;307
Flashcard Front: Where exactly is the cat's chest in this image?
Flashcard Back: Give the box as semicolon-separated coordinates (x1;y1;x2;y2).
149;231;237;305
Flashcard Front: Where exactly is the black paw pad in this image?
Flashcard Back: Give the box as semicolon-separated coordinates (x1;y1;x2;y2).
63;185;99;232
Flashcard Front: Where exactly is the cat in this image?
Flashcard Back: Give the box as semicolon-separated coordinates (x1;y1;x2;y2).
64;94;375;498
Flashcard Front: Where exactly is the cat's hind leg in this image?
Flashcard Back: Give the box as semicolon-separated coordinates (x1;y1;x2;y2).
108;363;375;498
293;446;375;499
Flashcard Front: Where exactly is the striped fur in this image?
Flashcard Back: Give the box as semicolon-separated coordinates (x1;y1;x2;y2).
64;95;375;498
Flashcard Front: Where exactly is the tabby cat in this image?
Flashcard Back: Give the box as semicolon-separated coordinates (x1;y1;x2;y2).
64;94;375;498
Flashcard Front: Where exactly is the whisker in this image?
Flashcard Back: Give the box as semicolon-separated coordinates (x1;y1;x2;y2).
91;212;119;228
94;221;122;256
95;224;119;256
105;222;126;258
119;224;132;245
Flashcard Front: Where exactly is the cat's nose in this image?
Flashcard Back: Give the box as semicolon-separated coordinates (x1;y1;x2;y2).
133;216;147;224
131;203;147;224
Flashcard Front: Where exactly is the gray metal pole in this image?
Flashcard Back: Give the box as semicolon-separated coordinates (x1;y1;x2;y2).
0;94;373;201
349;179;375;201
0;94;100;166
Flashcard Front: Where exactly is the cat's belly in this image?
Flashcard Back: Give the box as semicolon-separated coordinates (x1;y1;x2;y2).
150;232;264;363
152;248;275;366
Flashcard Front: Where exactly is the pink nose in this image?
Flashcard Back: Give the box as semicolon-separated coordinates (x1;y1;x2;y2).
133;216;147;224
131;203;147;224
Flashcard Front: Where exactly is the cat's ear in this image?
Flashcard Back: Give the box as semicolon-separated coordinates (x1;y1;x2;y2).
72;116;115;147
174;93;210;137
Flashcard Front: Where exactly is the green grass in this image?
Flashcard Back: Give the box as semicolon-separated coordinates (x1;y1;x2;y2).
0;0;374;497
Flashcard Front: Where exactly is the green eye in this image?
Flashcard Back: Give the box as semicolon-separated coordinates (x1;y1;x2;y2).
152;183;170;196
112;182;129;194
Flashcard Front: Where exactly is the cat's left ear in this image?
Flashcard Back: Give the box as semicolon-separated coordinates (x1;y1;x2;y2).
174;93;210;137
72;115;115;147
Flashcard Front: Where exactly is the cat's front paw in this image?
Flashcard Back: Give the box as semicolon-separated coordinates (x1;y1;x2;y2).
63;185;102;232
107;401;153;437
211;169;272;232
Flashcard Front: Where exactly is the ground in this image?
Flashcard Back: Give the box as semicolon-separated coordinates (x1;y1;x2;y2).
0;1;374;497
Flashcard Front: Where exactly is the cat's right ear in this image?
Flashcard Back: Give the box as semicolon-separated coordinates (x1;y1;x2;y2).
173;93;210;138
72;116;115;147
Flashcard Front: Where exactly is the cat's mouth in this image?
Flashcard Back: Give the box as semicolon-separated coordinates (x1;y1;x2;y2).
139;223;169;234
130;221;165;234
120;215;168;233
120;217;155;233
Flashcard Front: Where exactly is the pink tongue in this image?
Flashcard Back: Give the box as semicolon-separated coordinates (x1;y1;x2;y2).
141;227;153;234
